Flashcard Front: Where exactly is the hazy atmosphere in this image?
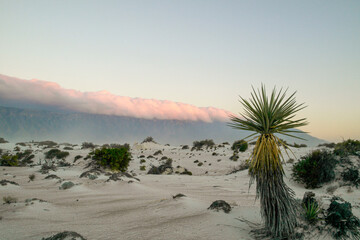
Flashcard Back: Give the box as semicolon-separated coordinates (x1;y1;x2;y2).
1;0;360;141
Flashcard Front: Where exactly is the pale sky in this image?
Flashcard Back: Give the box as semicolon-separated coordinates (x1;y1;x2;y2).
0;0;359;142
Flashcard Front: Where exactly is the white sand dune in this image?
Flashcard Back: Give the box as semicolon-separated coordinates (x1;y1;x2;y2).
0;142;359;240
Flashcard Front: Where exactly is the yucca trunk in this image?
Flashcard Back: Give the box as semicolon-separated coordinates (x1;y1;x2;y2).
250;134;297;237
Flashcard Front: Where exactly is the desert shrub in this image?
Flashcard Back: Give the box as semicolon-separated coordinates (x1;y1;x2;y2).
160;156;168;160
140;166;146;171
334;139;360;156
142;136;156;144
318;142;336;148
182;145;189;150
292;149;337;188
81;142;96;149
154;150;162;156
326;197;360;239
29;174;35;181
13;146;20;152
231;140;248;152
74;155;82;161
63;146;73;150
0;137;9;143
342;168;360;188
92;147;131;172
37;140;57;148
16;142;27;147
293;143;307;148
222;142;229;145
192;139;215;150
140;159;146;164
40;163;57;174
197;162;203;166
229;152;239;161
3;196;17;204
103;143;130;150
16;149;35;165
180;169;192;175
0;154;19;166
45;149;69;160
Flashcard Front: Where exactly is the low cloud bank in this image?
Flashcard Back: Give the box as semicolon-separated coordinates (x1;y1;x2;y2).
0;74;232;122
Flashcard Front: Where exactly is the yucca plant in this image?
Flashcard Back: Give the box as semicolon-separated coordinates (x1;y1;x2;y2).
229;85;308;238
304;201;321;223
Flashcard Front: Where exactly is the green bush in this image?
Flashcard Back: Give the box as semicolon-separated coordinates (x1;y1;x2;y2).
326;197;360;239
292;150;337;188
342;168;360;188
16;149;35;165
334;139;360;156
192;139;215;150
231;140;248;152
92;147;131;172
45;149;69;160
0;154;19;166
140;165;146;171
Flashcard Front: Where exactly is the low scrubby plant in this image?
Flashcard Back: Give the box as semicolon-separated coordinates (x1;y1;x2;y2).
0;137;9;143
231;140;248;152
81;142;96;149
140;165;146;171
182;145;189;150
102;143;130;150
318;142;336;148
3;196;17;204
334;139;360;157
63;146;73;150
192;139;215;150
45;149;69;160
16;149;35;165
142;136;156;144
29;174;35;181
229;152;239;161
292;149;337;188
92;147;131;172
140;159;146;164
74;155;82;161
0;154;19;166
342;168;360;188
154;150;162;156
37;140;57;148
293;143;307;148
326;197;360;239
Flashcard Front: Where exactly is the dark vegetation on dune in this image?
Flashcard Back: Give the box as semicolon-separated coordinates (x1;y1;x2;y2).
292;139;360;189
192;139;215;151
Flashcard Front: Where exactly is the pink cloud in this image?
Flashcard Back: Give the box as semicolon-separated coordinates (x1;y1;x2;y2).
0;74;232;122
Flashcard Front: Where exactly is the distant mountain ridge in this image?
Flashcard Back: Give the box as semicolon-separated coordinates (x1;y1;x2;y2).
0;105;326;146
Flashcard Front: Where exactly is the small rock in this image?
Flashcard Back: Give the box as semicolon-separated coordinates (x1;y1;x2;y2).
208;200;231;213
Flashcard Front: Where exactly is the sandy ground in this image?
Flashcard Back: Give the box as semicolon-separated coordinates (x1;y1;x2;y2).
0;141;359;240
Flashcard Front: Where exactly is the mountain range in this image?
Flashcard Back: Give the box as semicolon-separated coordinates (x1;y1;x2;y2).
0;105;325;146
